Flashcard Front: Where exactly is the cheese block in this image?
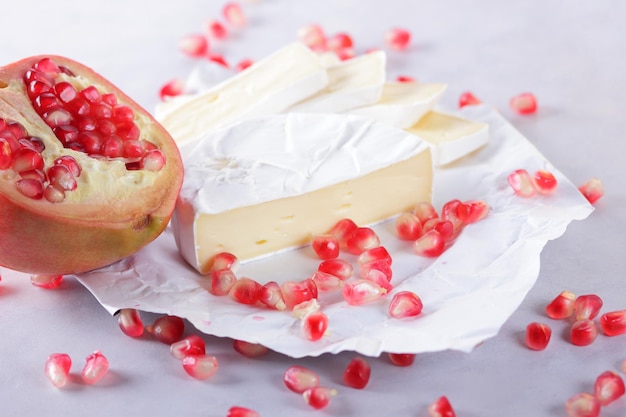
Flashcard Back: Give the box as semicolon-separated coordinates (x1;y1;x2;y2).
156;43;329;156
173;113;432;273
288;51;386;113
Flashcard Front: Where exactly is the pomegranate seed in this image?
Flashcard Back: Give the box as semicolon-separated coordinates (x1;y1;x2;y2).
210;268;238;296
388;291;423;319
227;406;260;417
146;315;185;344
259;281;287;310
311;271;343;291
579;178;604;204
206;19;228;40
54;155;81;177
361;268;393;292
102;93;117;106
510;92;538;115
459;91;482;108
385;28;411;50
318;259;353;281
207;53;230;68
303;386;338;410
594;370;625;406
297;24;327;50
140;149;166;171
312;234;340;259
346;227;380;255
343;357;371;389
428;396;456;417
440;199;465;237
235;59;254;72
230;277;263;305
342;279;386;306
413;230;446;257
44;353;72;388
327;32;353;51
574;294;603;320
117;308;144;338
47;164;77;191
525;322;552;351
21;136;45;153
395;212;423;240
0;138;13;169
34;57;61;78
301;311;328;341
456;200;489;224
112;105;134;123
328;218;358;248
284;365;320;393
546;290;576;319
80;85;101;103
413;201;439;224
600;310;626;336
44;185;65;203
102;135;123;158
210;251;240;273
159;78;185;100
179;34;209;58
508;169;537;197
233;340;268;358
15;178;44;199
281;279;318;310
565;393;600;417
30;274;63;289
223;2;246;27
182;354;219;380
388;353;416;367
12;148;44;173
357;246;392;267
397;75;416;83
533;170;558;194
81;351;109;385
570;319;598;346
170;335;206;359
34;92;60;113
292;299;321;320
121;139;144;158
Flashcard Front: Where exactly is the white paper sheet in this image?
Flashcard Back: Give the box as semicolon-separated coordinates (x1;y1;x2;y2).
74;104;593;358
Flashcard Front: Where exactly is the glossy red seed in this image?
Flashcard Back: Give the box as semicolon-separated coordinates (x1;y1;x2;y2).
428;396;456;417
342;279;386;306
232;340;268;358
327;32;353;51
385;28;411;50
565;393;600;417
578;178;604;205
359;259;392;283
395;212;423;240
117;308;144;338
81;351;109;385
235;59;254;72
388;353;416;367
600;310;626;336
140;149;166;172
30;274;63;289
223;2;246;27
210;268;237;296
159;78;185;101
311;271;343;291
413;201;439;224
207;53;230;68
546;290;576;319
182;354;218;380
227;406;260;417
510;92;538;115
456;200;489;224
574;294;603;320
328;218;358;248
281;279;318;310
179;34;209;58
170;335;206;360
54;155;81;177
459;91;482;108
508;169;537;197
525;322;552;351
303;386;338;410
357;246;392;267
210;251;240;274
346;227;380;255
259;281;287;311
284;365;320;394
13;148;44;173
397;75;416;83
312;234;340;259
47;164;77;191
301;311;329;341
230;277;263;305
533;170;558;194
15;178;44;199
318;259;353;281
34;57;61;78
388;291;423;319
594;370;625;406
413;230;446;257
206;19;228;40
44;185;65;203
44;353;72;388
146;315;185;344
343;357;371;389
570;319;598;346
297;24;327;50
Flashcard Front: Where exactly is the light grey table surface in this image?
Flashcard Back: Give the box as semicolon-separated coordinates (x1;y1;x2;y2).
1;1;625;416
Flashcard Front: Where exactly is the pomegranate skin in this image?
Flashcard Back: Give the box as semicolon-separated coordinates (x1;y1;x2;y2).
0;55;183;275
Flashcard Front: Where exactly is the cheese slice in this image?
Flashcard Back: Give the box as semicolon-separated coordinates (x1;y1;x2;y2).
156;43;329;156
173;113;432;273
348;81;447;129
288;51;386;113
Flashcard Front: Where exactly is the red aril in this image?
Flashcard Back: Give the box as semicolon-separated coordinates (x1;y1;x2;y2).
207;53;230;68
343;357;371;389
159;78;185;101
345;227;380;255
342;279;386;305
259;281;287;311
232;340;268;358
311;234;340;259
301;311;329;341
397;75;415;83
81;350;109;385
230;277;263;305
458;91;481;108
594;370;625;406
388;291;423;319
227;407;260;417
412;230;446;257
578;178;604;205
385;28;411;50
440;199;464;238
178;34;209;58
328;218;358;248
600;310;626;336
413;201;439;224
223;2;246;27
510;92;538;115
396;211;423;240
570;319;598;346
422;219;454;242
303;386;338;410
388;353;416;367
456;200;489;224
209;251;239;273
44;353;72;388
358;258;392;282
565;393;600;417
283;365;320;393
297;24;327;51
117;308;144;338
327;32;354;51
546;290;576;319
508;169;537;197
30;274;63;289
170;335;206;360
206;19;229;40
318;258;353;281
182;354;218;380
428;396;456;417
235;59;254;72
533;170;558;194
311;270;343;291
146;315;185;344
357;246;392;267
0;56;183;275
281;278;318;310
574;294;603;320
525;322;552;351
210;268;238;296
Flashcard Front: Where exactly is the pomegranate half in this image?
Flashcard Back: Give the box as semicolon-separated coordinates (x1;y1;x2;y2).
0;55;183;275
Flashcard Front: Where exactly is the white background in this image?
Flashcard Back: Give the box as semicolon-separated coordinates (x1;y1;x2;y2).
1;1;625;416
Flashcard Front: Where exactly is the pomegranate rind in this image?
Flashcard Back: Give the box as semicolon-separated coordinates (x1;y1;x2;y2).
0;55;183;274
